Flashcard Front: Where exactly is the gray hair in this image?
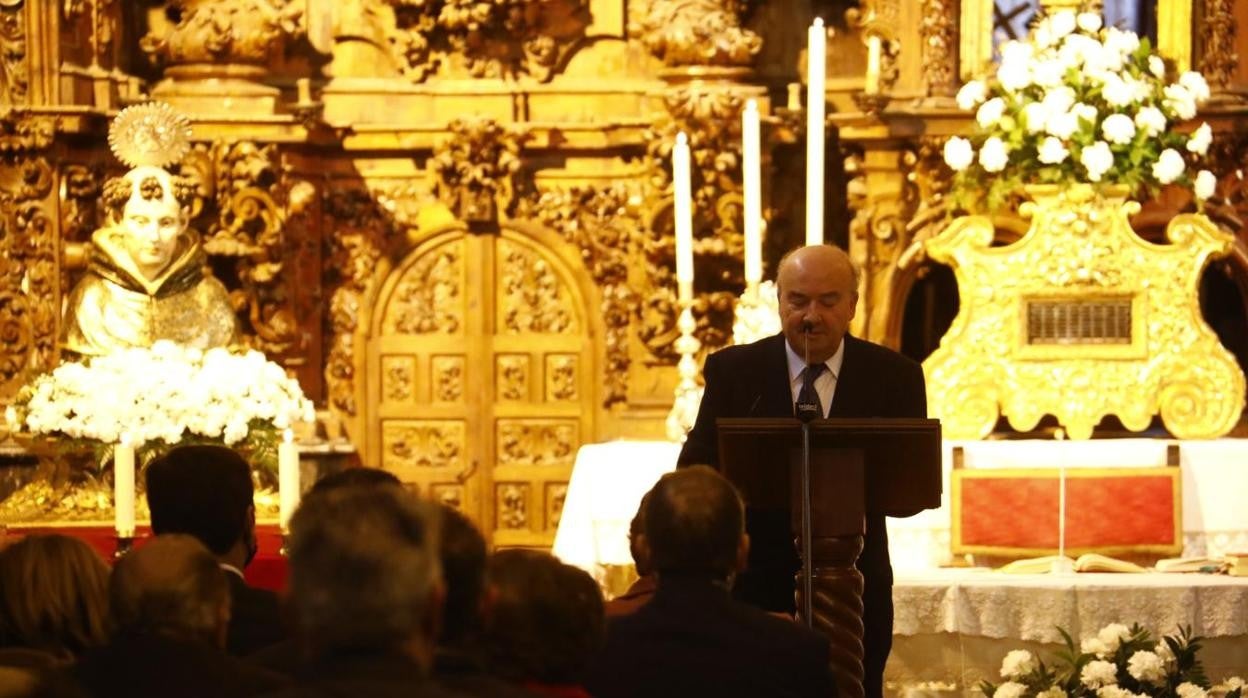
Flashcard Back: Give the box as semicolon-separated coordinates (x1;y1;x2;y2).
109;534;228;642
287;483;442;653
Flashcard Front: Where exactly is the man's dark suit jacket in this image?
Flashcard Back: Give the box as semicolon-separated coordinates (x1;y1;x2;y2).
676;332;927;698
585;575;836;698
68;633;288;698
225;571;287;657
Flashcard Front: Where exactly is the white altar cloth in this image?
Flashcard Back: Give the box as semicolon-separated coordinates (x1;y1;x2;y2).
887;569;1248;695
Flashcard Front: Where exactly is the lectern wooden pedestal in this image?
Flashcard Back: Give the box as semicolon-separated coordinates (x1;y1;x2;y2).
717;418;942;698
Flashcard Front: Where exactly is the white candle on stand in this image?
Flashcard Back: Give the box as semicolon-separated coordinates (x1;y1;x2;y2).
673;132;694;303
114;435;135;536
742;100;763;288
279;429;300;531
865;35;882;95
806;18;826;246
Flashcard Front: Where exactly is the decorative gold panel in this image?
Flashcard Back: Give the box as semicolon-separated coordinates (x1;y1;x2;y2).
497;238;575;334
381;419;465;470
381;239;465;335
431;355;464;403
496;419;578;467
381;356;415;403
544;354;578;402
546;482;568;531
495;354;530;402
923;184;1246;440
496;483;529;530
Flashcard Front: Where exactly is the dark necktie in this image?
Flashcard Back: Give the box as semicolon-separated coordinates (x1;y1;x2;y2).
795;363;827;420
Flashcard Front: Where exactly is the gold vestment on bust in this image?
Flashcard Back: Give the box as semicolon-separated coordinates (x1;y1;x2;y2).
61;225;237;356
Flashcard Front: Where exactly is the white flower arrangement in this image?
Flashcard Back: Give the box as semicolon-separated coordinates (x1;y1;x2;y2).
946;9;1215;211
7;341;314;469
981;624;1243;698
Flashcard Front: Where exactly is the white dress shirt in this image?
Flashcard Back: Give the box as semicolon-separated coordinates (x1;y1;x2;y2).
784;338;845;418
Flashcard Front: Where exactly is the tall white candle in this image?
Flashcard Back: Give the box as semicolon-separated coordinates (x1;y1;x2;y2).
865;35;882;96
673;132;694;303
279;429;300;531
742;100;763;288
114;436;135;536
806;18;826;246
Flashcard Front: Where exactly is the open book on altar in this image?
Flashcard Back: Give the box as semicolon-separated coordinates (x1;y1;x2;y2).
998;553;1147;574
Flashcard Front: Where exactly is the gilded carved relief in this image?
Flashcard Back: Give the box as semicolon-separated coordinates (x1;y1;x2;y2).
431;483;464;510
62;0;118;66
497;239;574;334
140;0;304;68
386;0;591;81
545;354;577;402
919;0;958;97
382;355;414;402
59;164;103;245
496;419;577;466
496;482;529;529
635;0;761;67
1197;0;1237;93
0;157;57;391
526;184;638;406
0;3;27;106
382;419;465;469
431;355;464;403
380;239;464;335
496;355;529;402
431;119;528;228
546;482;568;530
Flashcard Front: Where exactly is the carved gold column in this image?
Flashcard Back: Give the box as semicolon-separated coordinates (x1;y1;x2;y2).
141;0;305;115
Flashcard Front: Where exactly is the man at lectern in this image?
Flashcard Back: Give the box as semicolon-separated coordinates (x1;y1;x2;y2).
677;244;927;698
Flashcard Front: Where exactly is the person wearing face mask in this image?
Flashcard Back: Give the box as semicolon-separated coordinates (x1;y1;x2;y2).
677;244;927;698
61;163;237;356
145;445;286;657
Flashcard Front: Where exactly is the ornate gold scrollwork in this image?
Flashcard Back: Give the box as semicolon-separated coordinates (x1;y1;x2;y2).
497;482;529;529
0;1;26;106
919;0;958;97
525;184;638;406
498;238;575;334
381;239;464;335
496;419;578;466
431;118;528;229
383;419;465;469
924;184;1246;440
1197;0;1238;95
140;0;304;68
635;0;760;67
0;157;56;392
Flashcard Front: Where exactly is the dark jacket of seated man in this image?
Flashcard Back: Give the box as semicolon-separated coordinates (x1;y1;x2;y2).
585;466;837;698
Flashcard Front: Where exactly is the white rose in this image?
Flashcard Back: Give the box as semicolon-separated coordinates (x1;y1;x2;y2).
1073;102;1098;124
1046;111;1080;139
1033;25;1055;49
1180;71;1211;101
1153;640;1175;666
1097;688;1135;698
1102;113;1136;144
1104;27;1140;56
1077;12;1102;32
1080;141;1114;182
1024;102;1050;133
1177;683;1208;698
1048;11;1077;38
1082;660;1120;689
977;97;1007;128
1098;624;1132;653
1187;122;1212;154
1032;59;1066;88
1153;148;1186;183
1149;55;1167;78
1165;84;1198;120
1127;650;1167;684
1101;75;1136;108
1038;136;1070;164
1000;649;1038;679
1195;170;1217;200
1037;688;1068;698
979;136;1010;173
998;61;1033;92
1042;86;1077;114
944;136;974;171
995;682;1027;698
957;80;988;110
1225;677;1246;691
1134;106;1167;137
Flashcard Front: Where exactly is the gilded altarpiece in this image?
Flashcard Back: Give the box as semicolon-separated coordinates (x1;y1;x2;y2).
368;229;592;546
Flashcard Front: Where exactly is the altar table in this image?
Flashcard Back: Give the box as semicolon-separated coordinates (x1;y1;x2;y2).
887;569;1248;695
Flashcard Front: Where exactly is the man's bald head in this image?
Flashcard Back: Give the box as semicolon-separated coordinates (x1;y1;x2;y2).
775;244;859;364
109;535;229;643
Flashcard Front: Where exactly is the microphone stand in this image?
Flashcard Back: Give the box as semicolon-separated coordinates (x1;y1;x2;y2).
797;325;817;627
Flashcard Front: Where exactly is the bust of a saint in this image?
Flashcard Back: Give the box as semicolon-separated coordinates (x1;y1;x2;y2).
61;164;238;356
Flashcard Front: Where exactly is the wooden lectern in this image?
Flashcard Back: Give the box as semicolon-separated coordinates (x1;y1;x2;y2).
717;417;942;698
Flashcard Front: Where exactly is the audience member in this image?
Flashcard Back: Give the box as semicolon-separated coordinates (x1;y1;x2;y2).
0;535;109;668
306;466;401;495
269;483;456;697
483;550;603;698
603;489;655;618
585;466;837;698
69;535;286;697
146;444;286;655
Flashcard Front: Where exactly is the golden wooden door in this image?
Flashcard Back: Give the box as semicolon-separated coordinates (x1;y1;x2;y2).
367;227;592;547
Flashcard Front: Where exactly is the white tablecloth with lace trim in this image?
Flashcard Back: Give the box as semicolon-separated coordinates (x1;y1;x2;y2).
885;570;1248;696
